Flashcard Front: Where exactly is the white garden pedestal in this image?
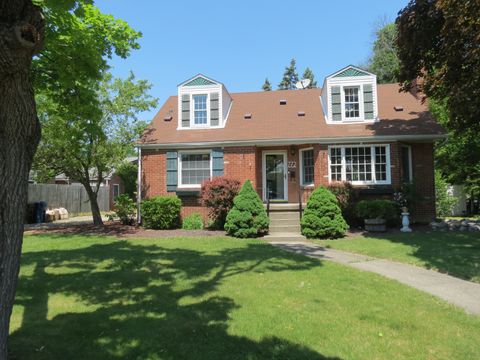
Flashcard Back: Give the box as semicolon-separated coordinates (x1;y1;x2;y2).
401;212;412;232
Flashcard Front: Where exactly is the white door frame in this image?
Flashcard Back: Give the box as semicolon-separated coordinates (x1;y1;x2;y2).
262;150;288;202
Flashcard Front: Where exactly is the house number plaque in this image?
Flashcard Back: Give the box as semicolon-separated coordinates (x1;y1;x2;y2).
288;161;296;169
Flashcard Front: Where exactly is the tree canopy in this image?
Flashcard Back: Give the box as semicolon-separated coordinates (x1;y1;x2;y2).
367;22;400;83
396;0;480;133
302;67;317;88
262;78;272;91
278;58;299;90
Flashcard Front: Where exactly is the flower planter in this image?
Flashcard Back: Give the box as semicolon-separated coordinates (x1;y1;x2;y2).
364;218;387;232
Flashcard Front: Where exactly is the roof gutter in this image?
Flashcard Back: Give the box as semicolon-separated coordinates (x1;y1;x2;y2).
137;134;447;150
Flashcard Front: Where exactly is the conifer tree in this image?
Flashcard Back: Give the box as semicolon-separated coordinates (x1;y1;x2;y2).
302;67;317;88
278;58;299;90
262;78;272;91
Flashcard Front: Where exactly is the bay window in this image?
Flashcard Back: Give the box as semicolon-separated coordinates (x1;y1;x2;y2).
178;152;211;187
329;145;391;185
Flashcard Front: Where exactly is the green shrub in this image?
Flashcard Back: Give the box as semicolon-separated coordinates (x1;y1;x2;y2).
201;177;241;229
300;186;348;239
356;199;397;220
141;195;181;229
435;170;457;217
182;213;204;230
327;182;360;226
225;180;269;238
114;194;136;225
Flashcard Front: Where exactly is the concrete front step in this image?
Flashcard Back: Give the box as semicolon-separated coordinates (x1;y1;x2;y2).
268;211;300;221
264;203;305;211
269;218;300;227
264;232;307;242
269;224;301;233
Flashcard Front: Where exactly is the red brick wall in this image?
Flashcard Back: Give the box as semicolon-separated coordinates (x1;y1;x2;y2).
411;142;436;222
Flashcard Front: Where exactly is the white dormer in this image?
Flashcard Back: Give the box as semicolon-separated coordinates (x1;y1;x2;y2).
177;74;232;129
321;65;378;124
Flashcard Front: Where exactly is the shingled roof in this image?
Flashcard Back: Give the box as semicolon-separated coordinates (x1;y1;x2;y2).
139;84;445;147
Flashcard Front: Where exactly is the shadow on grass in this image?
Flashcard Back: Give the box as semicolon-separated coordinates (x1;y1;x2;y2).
367;231;480;282
10;236;341;359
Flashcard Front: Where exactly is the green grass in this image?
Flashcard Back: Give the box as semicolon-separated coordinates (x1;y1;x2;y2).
314;232;480;283
9;234;480;359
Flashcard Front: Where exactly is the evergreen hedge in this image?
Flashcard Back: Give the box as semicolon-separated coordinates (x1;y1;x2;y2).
225;180;269;238
301;187;348;239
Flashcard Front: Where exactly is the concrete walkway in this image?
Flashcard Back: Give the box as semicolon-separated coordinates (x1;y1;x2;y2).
269;240;480;316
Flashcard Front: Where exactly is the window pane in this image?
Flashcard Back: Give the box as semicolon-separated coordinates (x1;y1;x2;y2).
374;146;387;181
181;153;211;185
344;87;360;118
193;94;208;125
302;149;314;185
330;148;342;181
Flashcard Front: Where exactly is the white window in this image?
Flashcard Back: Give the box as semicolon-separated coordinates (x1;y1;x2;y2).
344;86;360;119
329;145;391;185
300;148;315;186
193;94;208;125
178;151;212;188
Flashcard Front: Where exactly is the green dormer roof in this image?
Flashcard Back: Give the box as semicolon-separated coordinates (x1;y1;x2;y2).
183;76;216;86
333;67;370;78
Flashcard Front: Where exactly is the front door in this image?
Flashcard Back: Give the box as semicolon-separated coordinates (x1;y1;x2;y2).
263;152;288;201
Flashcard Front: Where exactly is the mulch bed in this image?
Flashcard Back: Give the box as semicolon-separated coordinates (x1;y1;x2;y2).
25;221;226;238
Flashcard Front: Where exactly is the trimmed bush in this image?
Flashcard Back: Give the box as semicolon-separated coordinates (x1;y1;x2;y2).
225;180;269;238
182;213;204;230
114;194;136;225
300;186;348;239
141;195;181;229
201;177;241;229
356;199;397;220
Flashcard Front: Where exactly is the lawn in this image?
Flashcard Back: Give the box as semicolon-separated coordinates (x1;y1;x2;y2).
314;231;480;283
9;234;480;360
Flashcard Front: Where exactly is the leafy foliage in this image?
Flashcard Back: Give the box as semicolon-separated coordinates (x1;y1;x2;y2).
301;187;348;239
116;161;138;199
396;0;480;132
301;67;317;88
435;170;458;218
356;200;397;221
367;22;400;83
278;58;299;90
114;194;136;225
225;180;269;238
262;78;272;91
182;213;204;230
201;177;241;229
141;196;181;230
327;182;359;225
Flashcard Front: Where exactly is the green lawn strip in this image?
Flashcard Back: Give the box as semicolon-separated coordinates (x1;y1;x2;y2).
314;232;480;283
9;234;480;360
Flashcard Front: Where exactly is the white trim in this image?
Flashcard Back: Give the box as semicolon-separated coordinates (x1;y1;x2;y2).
177;149;213;189
401;144;413;183
299;147;315;187
341;85;363;121
177;74;221;87
137;134;446;150
262;150;288;202
326;65;375;79
191;93;209;128
327;144;391;185
113;184;120;198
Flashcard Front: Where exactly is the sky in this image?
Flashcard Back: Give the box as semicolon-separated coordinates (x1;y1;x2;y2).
96;0;409;120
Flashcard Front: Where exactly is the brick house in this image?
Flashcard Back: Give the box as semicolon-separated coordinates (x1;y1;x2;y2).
138;65;445;224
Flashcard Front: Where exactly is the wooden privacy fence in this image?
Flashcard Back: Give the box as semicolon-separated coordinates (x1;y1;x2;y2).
28;184;110;215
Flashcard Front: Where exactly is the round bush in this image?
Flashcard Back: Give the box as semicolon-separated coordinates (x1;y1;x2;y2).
182;213;204;230
201;177;241;229
114;194;136;225
141;195;181;229
300;186;348;239
224;180;269;238
356;199;397;220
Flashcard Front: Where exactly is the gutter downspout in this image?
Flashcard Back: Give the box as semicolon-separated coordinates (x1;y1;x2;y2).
137;147;142;224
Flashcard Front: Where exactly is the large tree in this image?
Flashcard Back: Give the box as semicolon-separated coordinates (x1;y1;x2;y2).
367;22;400;83
34;72;157;225
396;0;480;133
0;0;141;356
0;1;44;357
301;67;317;88
262;78;272;91
278;58;299;90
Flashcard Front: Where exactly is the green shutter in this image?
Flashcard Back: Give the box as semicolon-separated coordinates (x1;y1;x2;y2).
211;148;224;177
166;151;178;191
331;86;342;121
210;92;219;126
363;84;374;120
181;95;190;127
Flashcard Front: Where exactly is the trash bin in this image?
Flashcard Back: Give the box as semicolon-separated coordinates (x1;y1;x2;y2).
35;201;48;223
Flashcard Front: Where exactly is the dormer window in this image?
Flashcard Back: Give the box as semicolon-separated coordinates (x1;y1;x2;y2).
322;65;378;124
193;94;208;125
344;86;360;119
178;74;233;130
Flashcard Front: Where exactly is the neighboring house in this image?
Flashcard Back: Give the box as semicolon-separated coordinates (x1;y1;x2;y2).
138;65;446;223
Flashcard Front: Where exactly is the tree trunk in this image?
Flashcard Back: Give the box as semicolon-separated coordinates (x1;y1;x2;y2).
84;184;104;226
0;1;44;358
